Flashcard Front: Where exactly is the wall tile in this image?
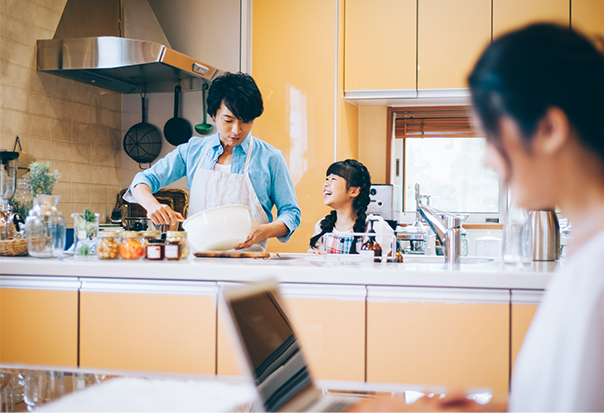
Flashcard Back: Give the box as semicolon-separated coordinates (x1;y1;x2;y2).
2;0;31;22
72;122;92;145
72;143;90;164
90;185;107;204
2;16;29;45
27;136;52;160
29;25;54;42
49;97;72;120
72;102;96;124
71;183;90;204
31;0;67;14
71;163;92;184
52;119;71;142
50;76;73;101
4;109;28;135
49;160;72;183
53;181;72;203
72;82;99;106
29;92;52;117
28;113;52;138
51;140;72;161
30;2;61;32
30;71;54;95
99;92;122;111
4;40;35;69
1;85;29;111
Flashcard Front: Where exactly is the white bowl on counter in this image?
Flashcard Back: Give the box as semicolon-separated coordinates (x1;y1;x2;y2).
183;205;252;251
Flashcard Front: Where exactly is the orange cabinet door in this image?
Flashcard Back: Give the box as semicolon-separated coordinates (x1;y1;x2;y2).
493;0;570;39
344;0;416;96
572;0;604;40
367;286;510;397
0;276;79;367
418;0;491;91
217;283;366;382
510;290;542;371
80;278;217;374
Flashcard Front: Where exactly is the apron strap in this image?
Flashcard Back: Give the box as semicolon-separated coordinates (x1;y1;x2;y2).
244;136;254;175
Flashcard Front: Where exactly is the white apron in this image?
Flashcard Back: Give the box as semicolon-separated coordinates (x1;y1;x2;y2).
188;136;269;251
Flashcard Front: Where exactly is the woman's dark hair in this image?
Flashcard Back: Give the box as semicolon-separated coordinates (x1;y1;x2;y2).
207;72;264;123
468;23;604;163
309;159;372;253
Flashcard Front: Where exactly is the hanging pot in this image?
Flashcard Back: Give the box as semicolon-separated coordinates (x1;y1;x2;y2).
164;84;193;146
123;92;162;168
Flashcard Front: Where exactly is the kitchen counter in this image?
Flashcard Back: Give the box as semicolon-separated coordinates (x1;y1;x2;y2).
0;253;558;290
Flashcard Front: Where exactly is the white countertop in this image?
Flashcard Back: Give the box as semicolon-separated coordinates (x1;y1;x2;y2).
0;253;558;290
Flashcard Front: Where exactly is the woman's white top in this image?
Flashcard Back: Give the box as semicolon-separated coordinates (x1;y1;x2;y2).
308;214;394;255
509;230;604;412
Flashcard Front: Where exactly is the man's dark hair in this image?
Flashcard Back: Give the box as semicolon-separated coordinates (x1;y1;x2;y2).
206;72;264;123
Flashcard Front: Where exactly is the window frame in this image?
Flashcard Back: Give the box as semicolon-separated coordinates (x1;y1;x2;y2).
387;106;507;226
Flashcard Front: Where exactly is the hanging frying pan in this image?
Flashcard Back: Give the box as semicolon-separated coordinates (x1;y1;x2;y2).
123;92;162;168
164;83;193;146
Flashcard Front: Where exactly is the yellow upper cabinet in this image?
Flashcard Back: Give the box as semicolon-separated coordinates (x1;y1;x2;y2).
493;0;570;39
344;0;416;91
572;0;604;39
418;0;492;90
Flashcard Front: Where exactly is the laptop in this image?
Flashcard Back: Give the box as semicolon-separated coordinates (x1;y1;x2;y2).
221;279;358;412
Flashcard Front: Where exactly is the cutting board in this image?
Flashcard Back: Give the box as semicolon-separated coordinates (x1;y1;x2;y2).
193;251;270;259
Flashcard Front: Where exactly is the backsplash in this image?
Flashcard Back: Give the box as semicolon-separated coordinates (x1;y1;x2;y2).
0;0;123;224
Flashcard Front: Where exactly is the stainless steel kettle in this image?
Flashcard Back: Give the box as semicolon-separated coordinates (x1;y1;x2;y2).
529;210;560;261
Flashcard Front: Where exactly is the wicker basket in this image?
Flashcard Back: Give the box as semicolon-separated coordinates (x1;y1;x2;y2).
0;238;28;256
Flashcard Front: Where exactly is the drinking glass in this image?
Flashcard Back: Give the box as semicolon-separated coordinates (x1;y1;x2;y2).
0;372;15;412
23;371;47;411
46;371;65;402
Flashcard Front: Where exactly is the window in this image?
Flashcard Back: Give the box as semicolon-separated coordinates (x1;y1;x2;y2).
389;106;506;224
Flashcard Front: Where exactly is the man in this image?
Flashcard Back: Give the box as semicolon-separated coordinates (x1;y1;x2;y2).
125;72;300;251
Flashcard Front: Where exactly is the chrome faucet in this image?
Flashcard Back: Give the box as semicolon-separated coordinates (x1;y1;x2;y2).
417;204;462;264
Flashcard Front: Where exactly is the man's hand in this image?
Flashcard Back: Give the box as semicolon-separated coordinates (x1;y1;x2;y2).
234;220;289;250
130;184;183;226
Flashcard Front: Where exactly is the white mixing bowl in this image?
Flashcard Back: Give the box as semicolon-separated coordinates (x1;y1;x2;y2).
183;205;252;251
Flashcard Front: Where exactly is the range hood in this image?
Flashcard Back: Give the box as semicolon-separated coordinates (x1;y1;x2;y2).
37;0;223;94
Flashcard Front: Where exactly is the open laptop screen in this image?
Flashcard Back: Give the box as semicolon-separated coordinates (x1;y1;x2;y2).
227;287;313;412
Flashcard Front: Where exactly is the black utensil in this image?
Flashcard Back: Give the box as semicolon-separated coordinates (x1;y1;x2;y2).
123;91;162;168
164;84;193;146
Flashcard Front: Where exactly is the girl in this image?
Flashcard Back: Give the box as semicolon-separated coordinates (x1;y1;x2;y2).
309;159;393;255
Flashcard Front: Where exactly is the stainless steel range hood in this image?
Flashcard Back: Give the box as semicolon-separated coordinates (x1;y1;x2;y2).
37;0;223;94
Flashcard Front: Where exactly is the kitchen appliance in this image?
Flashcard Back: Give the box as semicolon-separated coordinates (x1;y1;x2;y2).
529;210;560;261
164;84;193;146
367;184;394;220
36;0;223;94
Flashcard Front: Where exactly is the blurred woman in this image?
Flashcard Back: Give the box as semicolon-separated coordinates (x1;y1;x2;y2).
350;23;604;412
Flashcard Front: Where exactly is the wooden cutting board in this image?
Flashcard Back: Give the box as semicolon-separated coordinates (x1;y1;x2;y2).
193;251;270;259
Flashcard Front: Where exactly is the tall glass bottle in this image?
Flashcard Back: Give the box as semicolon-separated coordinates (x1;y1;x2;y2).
502;202;532;265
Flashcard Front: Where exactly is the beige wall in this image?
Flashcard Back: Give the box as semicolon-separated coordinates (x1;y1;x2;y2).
358;106;388;184
0;0;123;224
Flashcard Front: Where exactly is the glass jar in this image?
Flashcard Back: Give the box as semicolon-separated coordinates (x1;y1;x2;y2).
97;230;122;260
145;239;165;260
25;195;66;258
119;231;144;260
72;211;100;258
460;227;468;257
165;231;189;260
141;230;161;248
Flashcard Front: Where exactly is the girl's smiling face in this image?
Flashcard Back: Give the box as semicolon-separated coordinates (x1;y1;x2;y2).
323;174;360;208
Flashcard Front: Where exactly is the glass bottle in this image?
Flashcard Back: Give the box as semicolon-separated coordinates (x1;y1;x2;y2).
360;219;382;262
25;195;66;258
502;202;532;265
72;211;100;258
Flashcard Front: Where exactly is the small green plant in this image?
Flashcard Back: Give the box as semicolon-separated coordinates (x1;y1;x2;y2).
28;162;60;197
74;209;99;257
